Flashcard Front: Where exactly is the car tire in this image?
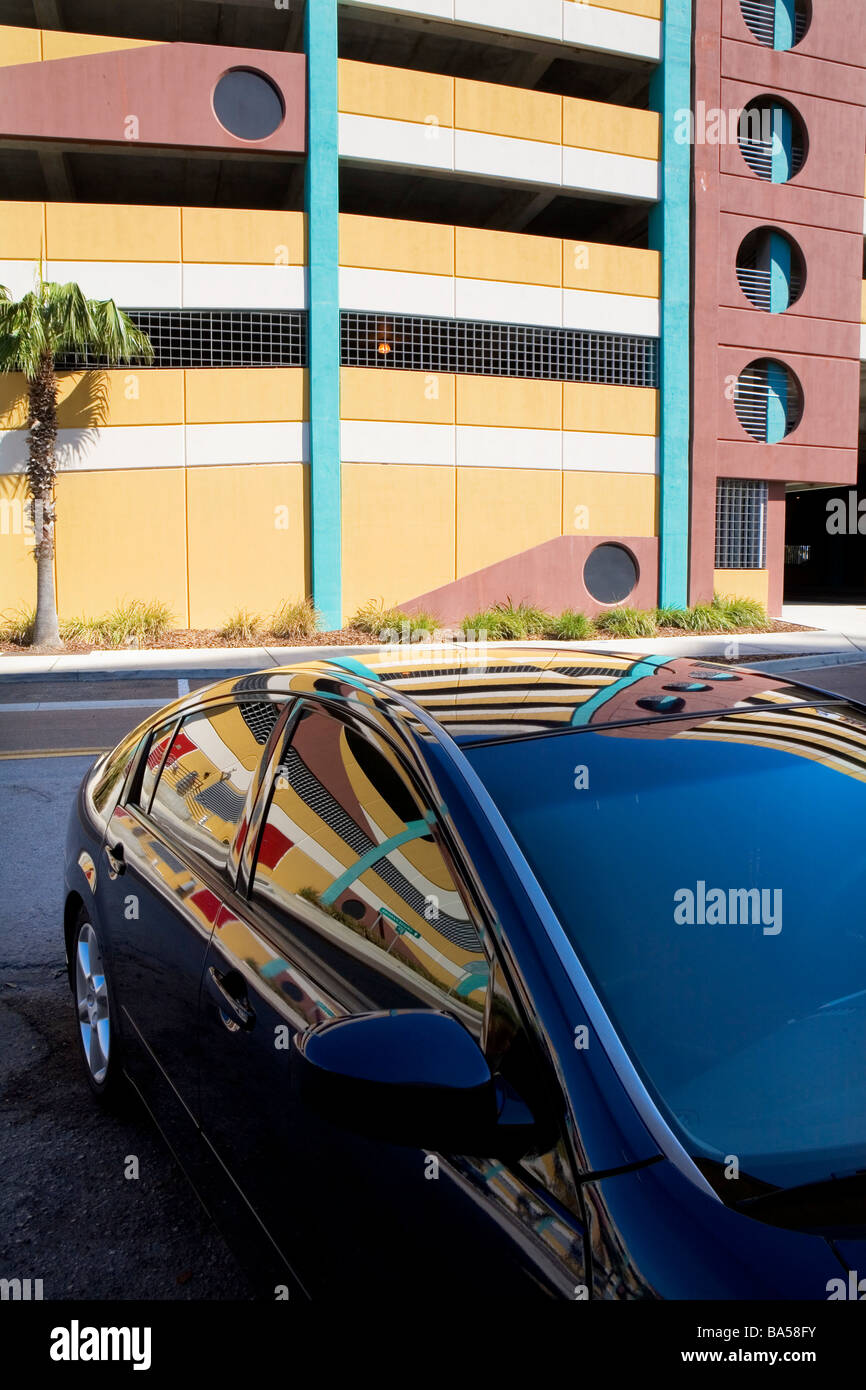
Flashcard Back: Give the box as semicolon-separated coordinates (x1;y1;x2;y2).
71;905;126;1107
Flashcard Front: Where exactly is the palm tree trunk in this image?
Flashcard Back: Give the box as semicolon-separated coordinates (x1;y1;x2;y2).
28;352;61;647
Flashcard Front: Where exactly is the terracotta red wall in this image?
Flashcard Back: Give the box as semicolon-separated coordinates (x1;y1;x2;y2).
691;0;866;609
0;42;306;154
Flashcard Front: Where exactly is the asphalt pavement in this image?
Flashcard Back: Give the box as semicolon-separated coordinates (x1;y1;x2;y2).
0;672;254;1300
2;641;866;1301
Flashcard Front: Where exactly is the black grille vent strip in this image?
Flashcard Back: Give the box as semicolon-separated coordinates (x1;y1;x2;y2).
238;701;282;746
194;779;247;823
60;310;657;386
382;663;596;682
342;312;658;387
59;310;308;370
280;747;481;953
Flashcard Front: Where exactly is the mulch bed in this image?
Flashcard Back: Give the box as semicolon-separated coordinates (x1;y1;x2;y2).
0;618;815;657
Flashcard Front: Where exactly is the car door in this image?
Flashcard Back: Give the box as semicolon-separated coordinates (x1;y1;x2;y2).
98;696;282;1158
198;696;588;1299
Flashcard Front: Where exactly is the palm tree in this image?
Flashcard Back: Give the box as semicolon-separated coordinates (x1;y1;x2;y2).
0;275;153;646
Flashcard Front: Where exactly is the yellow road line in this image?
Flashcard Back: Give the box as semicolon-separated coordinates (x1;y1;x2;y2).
0;747;106;760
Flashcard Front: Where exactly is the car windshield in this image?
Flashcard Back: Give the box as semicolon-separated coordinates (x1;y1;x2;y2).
464;702;866;1190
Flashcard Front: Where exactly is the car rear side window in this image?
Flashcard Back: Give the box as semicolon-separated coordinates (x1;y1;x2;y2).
147;702;270;872
90;726;146;816
251;706;488;1014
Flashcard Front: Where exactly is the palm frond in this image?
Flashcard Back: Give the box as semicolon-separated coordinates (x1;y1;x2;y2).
86;296;154;365
0;273;155;376
46;279;96;353
0;291;49;376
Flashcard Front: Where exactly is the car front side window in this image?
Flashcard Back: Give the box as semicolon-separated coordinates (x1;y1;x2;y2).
251;704;490;1018
146;702;272;873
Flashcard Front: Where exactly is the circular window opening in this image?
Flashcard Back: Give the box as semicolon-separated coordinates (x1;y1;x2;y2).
637;695;686;714
688;669;742;682
740;0;810;50
584;544;638;605
734;359;803;442
736;227;805;312
340;898;366;921
213;68;284;141
738;98;807;182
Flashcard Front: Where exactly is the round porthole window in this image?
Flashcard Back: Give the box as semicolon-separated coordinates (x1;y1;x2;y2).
734;358;803;442
584;544;638;605
740;0;810;50
213;68;284;141
738;98;807;183
736;227;805;313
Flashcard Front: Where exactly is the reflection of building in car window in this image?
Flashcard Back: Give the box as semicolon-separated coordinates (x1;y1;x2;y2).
148;704;263;868
253;708;488;1009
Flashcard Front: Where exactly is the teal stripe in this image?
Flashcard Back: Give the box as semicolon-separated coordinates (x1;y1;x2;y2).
304;0;342;630
771;104;793;184
570;656;671;726
320;816;434;905
774;0;796;50
768;230;791;314
766;361;789;444
328;656;381;680
649;0;691;607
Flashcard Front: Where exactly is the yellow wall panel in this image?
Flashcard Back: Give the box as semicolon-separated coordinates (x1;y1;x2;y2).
456;468;561;578
566;0;661;17
341;368;455;424
455;226;560;287
0;376;28;430
713;569;769;607
0;200;44;260
340;214;453;276
455;79;560;144
185;369;307;425
563;239;660;297
54;469;188;623
182;208;305;265
187;463;308;629
457;376;561;430
338;59;453;127
562;471;657;537
0;25;41;65
341;463;455;621
7;376;174;434
564;384;658;435
42;32;159;60
0;473;38;614
55;370;184;428
46;203;180;263
563;98;660;160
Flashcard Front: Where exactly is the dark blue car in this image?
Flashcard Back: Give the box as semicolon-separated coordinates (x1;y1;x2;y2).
63;646;866;1299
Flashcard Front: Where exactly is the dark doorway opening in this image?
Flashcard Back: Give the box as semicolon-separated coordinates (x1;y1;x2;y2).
784;465;866;601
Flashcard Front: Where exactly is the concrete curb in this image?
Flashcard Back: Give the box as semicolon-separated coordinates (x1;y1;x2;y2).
1;631;865;682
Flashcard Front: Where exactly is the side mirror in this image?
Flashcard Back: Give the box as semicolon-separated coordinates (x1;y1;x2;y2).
294;1010;538;1156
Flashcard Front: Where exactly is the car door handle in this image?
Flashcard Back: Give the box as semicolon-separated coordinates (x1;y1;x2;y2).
207;966;255;1031
104;842;125;877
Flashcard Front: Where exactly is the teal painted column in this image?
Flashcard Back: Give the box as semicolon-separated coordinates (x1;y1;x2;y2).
774;0;796;50
649;0;691;608
766;362;789;443
304;0;342;629
768;230;791;313
770;103;793;184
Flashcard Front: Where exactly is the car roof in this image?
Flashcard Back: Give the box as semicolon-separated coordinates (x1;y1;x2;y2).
211;643;854;748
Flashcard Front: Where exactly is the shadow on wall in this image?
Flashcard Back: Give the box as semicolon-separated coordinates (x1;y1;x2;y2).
0;370;110;472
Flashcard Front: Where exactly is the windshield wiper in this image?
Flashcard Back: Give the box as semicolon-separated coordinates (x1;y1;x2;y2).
735;1169;866;1232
